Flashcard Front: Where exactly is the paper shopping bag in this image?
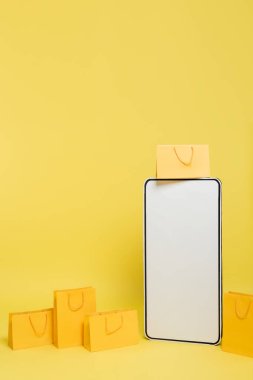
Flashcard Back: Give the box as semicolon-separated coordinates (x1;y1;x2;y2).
54;287;96;348
83;309;139;352
222;292;253;357
156;145;210;178
8;308;53;350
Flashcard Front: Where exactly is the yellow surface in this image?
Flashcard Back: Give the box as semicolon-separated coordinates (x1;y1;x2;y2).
0;0;253;378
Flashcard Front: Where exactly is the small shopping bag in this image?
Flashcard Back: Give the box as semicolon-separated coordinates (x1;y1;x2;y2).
54;287;96;348
8;308;53;350
83;309;139;352
222;292;253;357
156;145;210;178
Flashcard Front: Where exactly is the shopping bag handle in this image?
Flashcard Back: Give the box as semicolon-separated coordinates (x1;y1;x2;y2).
29;313;47;338
105;313;123;335
173;146;194;166
68;292;84;311
235;298;252;320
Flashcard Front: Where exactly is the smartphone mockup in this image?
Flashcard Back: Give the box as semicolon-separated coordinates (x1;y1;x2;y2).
144;178;222;344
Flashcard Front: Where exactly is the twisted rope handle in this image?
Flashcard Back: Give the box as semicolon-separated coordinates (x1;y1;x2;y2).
68;292;84;312
105;313;124;335
235;298;252;320
173;146;194;166
29;313;48;338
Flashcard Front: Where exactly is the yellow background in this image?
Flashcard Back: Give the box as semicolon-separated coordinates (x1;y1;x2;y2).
0;0;253;378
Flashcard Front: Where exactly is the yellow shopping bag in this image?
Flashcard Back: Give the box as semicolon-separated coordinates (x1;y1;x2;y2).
54;287;96;348
83;309;139;352
156;145;210;178
8;308;53;350
222;292;253;357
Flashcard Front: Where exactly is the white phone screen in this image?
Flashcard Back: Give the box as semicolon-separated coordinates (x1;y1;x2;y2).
144;178;221;344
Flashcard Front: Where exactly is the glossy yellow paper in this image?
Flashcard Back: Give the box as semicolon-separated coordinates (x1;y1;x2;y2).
222;292;253;357
54;287;96;348
83;309;139;352
156;145;210;178
8;308;53;350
